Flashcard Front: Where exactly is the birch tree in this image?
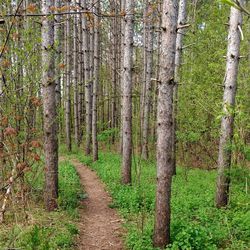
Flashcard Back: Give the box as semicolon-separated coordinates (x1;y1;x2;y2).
216;4;243;208
121;0;134;184
153;0;178;247
41;0;58;211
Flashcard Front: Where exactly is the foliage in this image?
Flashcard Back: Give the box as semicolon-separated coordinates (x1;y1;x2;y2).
0;161;83;249
58;161;84;211
72;150;250;250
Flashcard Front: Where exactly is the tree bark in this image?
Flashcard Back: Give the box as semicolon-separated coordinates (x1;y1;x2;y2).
82;0;92;155
41;0;58;211
153;0;178;247
92;0;100;161
73;0;79;146
65;1;72;152
141;2;154;160
216;5;242;208
172;0;187;175
121;0;134;185
119;0;126;154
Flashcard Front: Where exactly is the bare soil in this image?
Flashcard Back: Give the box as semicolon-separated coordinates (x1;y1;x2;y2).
70;158;124;250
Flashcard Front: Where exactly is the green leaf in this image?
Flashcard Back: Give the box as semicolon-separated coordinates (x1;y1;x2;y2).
219;0;241;10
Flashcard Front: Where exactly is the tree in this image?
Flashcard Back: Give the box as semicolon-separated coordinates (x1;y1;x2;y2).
65;1;72;152
141;1;154;160
121;0;134;184
73;0;80;146
41;0;58;211
215;4;243;208
172;0;187;174
92;0;100;161
82;0;92;155
153;0;178;247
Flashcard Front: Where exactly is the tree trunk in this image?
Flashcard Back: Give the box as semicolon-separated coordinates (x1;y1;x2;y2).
119;0;126;154
121;0;134;185
55;0;62;113
82;0;92;155
41;0;58;211
153;0;178;247
92;0;100;161
78;9;84;146
73;0;79;146
215;5;242;208
65;2;72;152
172;0;187;175
140;0;148;155
111;0;118;144
141;2;154;160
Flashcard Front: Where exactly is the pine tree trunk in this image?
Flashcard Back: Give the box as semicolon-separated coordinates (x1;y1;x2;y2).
119;0;126;154
73;0;79;146
82;0;92;155
111;0;118;144
172;0;187;175
65;3;72;152
216;6;242;208
41;0;58;211
78;10;84;145
140;0;148;155
121;0;134;185
153;0;178;247
92;0;100;161
141;2;154;160
55;0;62;113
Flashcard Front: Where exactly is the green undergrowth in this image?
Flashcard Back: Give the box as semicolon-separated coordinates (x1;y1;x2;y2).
0;160;84;250
64;145;250;250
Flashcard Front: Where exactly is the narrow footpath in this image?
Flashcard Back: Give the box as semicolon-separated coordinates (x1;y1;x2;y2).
70;158;124;250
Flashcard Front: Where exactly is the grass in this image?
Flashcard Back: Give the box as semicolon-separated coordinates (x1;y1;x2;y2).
64;145;250;250
0;160;84;250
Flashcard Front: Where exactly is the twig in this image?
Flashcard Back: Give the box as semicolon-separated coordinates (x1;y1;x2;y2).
0;0;25;59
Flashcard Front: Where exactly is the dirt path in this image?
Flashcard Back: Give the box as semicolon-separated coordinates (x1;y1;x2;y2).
68;158;124;250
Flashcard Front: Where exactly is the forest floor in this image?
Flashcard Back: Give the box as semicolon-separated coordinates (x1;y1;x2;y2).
69;158;124;250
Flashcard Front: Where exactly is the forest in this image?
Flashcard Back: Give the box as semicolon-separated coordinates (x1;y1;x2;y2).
0;0;249;249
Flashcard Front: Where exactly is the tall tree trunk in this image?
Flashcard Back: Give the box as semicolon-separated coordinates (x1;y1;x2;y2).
65;2;72;152
73;0;79;146
153;0;178;247
215;5;242;208
121;0;134;185
141;2;154;160
82;0;92;155
55;0;62;114
111;0;118;144
172;0;187;175
140;0;148;155
119;0;126;154
78;9;84;146
41;0;58;211
92;0;100;161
